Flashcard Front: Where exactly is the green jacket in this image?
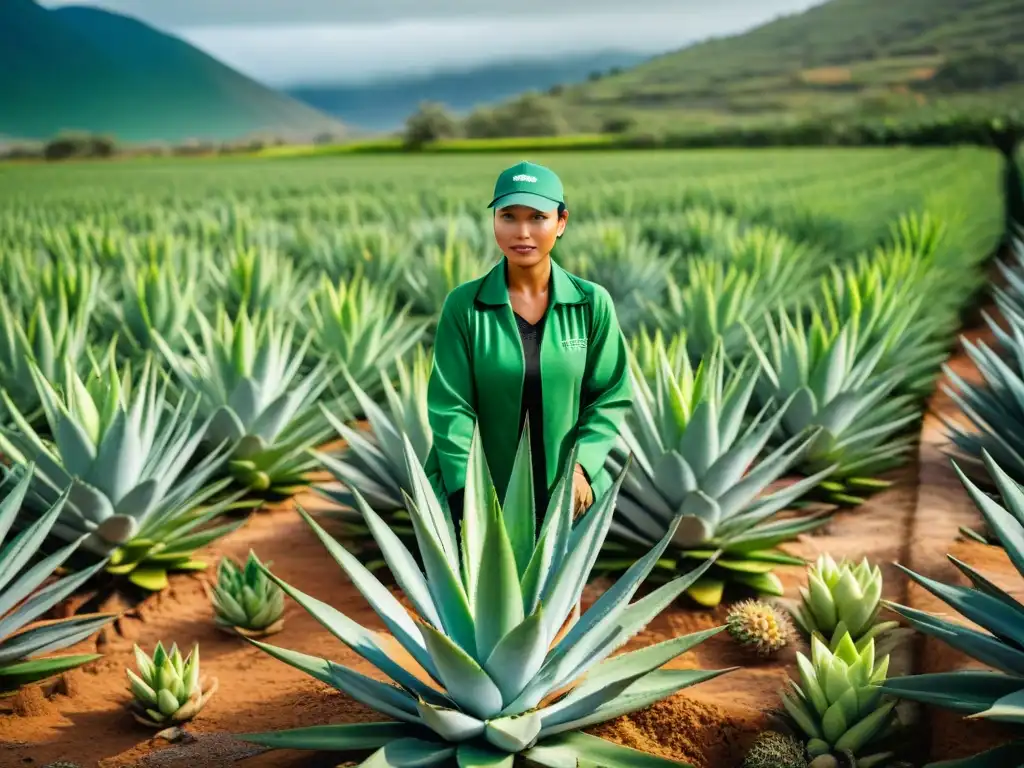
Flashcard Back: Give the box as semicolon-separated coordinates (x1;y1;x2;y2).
423;257;632;508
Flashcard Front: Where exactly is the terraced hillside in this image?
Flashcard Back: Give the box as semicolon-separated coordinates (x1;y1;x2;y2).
471;0;1024;133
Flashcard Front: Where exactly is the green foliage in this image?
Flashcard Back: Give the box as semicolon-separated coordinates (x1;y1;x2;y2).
0;467;116;694
403;101;462;149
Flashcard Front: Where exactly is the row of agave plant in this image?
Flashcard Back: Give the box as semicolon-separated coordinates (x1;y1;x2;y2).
0;211;999;763
0;205;958;606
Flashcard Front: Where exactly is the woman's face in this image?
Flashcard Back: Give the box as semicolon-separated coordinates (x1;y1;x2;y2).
493;204;568;269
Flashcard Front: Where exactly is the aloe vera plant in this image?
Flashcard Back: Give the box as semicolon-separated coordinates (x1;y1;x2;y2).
601;334;834;607
237;425;734;766
1;467;116;694
0;351;244;591
881;450;1024;766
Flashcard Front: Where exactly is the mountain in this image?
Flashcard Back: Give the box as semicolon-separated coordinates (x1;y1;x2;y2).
477;0;1024;133
0;0;343;144
287;51;651;133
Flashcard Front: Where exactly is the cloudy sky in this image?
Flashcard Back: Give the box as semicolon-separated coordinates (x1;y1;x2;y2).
40;0;824;86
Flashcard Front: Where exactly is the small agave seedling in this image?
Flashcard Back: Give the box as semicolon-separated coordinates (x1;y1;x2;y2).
786;554;899;651
126;642;217;727
781;632;900;767
1;468;117;695
211;551;285;638
236;425;735;766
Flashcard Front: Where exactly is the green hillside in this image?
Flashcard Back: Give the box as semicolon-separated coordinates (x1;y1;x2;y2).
0;0;343;144
468;0;1024;134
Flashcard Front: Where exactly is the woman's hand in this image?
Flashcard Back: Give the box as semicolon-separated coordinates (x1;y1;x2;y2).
572;464;594;518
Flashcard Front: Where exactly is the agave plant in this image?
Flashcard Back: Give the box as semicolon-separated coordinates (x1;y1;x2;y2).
648;226;818;362
0;294;92;430
236;425;734;766
211;550;285;638
0;352;244;591
744;306;921;504
212;241;306;319
940;302;1024;488
880;450;1024;766
600;333;835;607
126;641;217;727
781;632;901;766
106;240;201;363
786;554;900;652
558;222;677;333
155;305;337;498
1;468;117;694
628;325;690;386
816;255;950;399
304;270;429;420
400;221;495;319
991;235;1024;322
316;345;432;569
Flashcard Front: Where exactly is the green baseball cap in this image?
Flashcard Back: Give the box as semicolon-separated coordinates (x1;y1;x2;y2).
487;161;564;212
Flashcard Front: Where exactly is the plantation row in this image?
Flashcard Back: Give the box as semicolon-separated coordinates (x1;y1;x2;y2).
0;149;1019;766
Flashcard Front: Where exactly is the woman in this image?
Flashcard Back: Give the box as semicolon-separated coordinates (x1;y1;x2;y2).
423;159;632;552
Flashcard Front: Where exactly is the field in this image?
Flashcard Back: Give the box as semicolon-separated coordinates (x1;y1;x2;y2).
0;147;1022;768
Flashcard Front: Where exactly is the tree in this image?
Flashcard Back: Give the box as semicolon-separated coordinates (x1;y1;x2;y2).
403;101;460;148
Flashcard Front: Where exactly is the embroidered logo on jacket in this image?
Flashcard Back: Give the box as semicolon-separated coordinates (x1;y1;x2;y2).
561;338;588;350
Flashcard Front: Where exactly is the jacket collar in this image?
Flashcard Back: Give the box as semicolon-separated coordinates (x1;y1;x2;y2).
474;257;587;307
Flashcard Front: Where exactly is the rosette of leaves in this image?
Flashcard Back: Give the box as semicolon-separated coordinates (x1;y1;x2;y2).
400;220;496;319
1;468;116;694
0;293;92;431
304;270;429;420
880;450;1024;766
126;642;217;727
786;554;899;651
744;306;920;505
781;632;901;767
105;239;201;363
0;351;244;592
601;333;835;607
557;222;676;333
155;305;336;498
211;550;285;638
235;426;735;766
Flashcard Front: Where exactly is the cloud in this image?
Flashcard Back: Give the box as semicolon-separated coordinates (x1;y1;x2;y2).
40;0;824;86
43;0;716;26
